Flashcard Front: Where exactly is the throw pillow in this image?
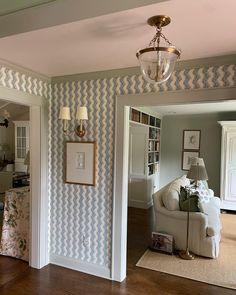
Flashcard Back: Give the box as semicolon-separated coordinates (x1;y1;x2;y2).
192;181;210;203
179;186;201;212
162;187;180;211
180;175;191;187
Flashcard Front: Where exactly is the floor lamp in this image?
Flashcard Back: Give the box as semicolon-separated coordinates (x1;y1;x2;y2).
179;158;208;260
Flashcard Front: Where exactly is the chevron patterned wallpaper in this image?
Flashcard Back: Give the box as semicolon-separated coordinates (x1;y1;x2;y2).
50;64;236;270
0;62;236;273
0;66;51;98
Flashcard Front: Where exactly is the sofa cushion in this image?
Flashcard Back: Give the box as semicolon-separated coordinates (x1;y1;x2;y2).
162;179;184;211
179;186;201;212
161;176;192;211
162;188;179;211
199;197;222;231
180;175;191;187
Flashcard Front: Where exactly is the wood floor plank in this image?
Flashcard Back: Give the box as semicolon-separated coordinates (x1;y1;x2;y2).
0;207;235;294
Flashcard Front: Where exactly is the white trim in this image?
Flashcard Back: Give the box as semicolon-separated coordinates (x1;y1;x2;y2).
50;254;111;280
112;87;236;282
0;58;51;82
218;121;236;211
0;86;49;269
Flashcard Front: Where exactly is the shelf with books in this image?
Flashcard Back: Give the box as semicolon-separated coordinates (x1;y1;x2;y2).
130;107;161;176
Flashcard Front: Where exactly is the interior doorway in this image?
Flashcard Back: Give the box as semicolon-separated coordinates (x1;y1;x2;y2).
0;86;48;269
0;99;30;260
112;87;236;282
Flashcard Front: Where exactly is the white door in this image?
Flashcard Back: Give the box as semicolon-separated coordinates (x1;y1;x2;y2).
225;132;236;205
128;124;148;208
14;121;30;172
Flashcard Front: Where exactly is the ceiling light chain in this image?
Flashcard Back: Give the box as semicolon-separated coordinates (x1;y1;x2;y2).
149;27;174;49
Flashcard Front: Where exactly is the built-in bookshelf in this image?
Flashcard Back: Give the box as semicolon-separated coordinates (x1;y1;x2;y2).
130;108;161;176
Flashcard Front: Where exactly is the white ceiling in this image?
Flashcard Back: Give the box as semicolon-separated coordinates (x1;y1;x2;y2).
0;0;235;77
143;101;236;116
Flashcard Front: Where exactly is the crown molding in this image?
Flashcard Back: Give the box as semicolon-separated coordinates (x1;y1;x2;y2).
0;58;51;83
52;54;236;83
0;0;164;38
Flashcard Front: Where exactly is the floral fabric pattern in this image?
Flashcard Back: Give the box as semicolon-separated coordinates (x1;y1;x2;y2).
0;187;30;261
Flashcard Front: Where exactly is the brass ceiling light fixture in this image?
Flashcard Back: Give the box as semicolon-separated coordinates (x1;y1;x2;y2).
136;15;181;84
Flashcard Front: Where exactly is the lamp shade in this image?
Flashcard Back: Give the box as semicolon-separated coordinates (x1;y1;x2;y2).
189;157;205;167
187;163;208;181
76;106;88;120
59;107;71;120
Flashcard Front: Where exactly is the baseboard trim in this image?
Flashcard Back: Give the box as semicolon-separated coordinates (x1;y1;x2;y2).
128;200;153;209
50;254;111;280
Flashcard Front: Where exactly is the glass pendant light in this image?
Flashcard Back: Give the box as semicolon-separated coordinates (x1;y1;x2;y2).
136;15;181;84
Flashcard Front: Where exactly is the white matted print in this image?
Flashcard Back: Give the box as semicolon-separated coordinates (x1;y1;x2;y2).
65;141;96;186
183;130;201;150
182;151;200;171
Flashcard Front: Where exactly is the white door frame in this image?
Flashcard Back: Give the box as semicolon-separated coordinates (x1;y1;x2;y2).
0;85;49;268
112;87;236;282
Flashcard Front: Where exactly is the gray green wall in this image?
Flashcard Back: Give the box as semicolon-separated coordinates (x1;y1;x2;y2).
160;112;236;195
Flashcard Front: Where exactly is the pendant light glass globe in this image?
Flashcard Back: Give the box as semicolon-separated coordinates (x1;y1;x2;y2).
136;15;181;84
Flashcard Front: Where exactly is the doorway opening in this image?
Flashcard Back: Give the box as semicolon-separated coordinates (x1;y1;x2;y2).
112;87;236;282
0;86;48;271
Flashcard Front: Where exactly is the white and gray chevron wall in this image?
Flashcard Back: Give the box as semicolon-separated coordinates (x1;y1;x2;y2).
50;64;236;273
0;62;236;276
0;65;51;98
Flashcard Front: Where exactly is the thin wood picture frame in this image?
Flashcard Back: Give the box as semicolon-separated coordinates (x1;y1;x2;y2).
182;151;200;171
183;130;201;150
65;141;96;186
150;232;174;254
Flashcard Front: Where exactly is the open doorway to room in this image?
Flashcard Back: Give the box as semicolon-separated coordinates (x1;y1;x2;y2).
0;100;30;261
0;99;30;275
126;100;236;289
113;91;236;286
0;85;48;286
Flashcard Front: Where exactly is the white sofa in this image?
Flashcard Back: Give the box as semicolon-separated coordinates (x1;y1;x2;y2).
152;175;221;258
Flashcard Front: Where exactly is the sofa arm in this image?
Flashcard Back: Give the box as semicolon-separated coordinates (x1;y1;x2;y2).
208;189;214;197
206;226;218;237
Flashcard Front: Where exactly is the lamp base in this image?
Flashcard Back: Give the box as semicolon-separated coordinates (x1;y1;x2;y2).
75;125;85;137
179;250;195;260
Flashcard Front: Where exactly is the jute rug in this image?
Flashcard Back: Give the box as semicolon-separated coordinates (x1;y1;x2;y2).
136;213;236;289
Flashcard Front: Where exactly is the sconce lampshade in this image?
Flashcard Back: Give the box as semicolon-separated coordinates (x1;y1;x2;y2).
59;107;71;120
76;106;88;121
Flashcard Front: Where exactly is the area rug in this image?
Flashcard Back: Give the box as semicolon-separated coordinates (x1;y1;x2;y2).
136;213;236;289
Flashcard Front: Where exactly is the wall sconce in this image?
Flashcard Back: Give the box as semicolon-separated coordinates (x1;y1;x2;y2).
59;106;88;137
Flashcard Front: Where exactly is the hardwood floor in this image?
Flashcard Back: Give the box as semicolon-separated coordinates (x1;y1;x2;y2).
0;207;235;295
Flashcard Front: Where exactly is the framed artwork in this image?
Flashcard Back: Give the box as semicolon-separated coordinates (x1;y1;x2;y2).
65;141;96;186
182;151;200;171
183;130;201;150
150;232;174;254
